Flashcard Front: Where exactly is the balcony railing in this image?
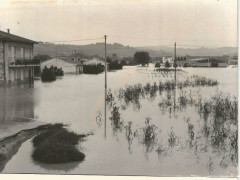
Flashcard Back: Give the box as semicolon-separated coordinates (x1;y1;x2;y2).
9;59;40;66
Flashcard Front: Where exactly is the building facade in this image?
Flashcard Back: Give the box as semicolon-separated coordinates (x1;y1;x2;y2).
40;58;83;74
0;30;38;85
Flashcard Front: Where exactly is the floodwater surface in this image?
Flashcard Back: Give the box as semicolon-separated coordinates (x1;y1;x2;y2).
0;65;238;176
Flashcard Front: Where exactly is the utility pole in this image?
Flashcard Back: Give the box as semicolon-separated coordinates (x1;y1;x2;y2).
174;42;176;86
56;44;58;58
104;35;107;139
173;42;177;113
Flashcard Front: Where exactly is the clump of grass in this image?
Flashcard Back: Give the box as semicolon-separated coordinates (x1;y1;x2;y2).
32;123;86;164
109;105;124;134
142;117;158;152
106;89;115;107
164;80;175;90
192;75;219;86
168;128;178;148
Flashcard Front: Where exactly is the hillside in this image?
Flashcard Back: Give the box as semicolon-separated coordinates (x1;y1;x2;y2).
138;46;238;57
34;42;238;58
34;42;139;58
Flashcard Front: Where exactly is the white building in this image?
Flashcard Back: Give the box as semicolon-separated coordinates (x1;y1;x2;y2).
83;58;106;66
162;56;173;64
40;58;83;74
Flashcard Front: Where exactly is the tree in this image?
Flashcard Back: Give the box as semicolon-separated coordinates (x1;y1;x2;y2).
165;60;171;68
106;56;112;63
121;59;127;65
155;63;160;68
183;63;189;67
211;59;218;67
134;51;150;66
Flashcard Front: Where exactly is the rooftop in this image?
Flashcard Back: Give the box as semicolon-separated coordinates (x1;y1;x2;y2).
0;30;37;44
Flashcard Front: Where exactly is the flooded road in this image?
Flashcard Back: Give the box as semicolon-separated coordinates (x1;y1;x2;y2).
0;65;238;176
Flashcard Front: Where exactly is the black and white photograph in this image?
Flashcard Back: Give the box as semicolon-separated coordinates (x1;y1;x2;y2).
0;0;238;179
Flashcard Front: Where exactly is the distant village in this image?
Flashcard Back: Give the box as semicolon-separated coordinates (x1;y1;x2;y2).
0;29;238;86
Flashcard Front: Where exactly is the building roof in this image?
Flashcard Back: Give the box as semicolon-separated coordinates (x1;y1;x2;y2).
0;30;37;44
64;59;84;66
186;58;209;62
41;58;83;66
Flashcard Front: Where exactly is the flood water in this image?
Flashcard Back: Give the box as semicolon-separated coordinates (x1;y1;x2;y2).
1;64;238;176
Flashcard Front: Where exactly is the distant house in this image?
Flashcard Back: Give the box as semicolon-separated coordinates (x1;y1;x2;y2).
176;56;229;67
40;58;83;74
162;56;173;64
68;52;87;62
83;57;105;66
228;56;238;67
0;29;38;85
154;57;163;64
185;58;210;67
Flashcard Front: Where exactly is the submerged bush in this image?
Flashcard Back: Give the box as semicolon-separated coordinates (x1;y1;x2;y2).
33;128;81;147
109;60;123;70
109;105;124;133
32;123;86;164
41;66;64;82
141;118;158;152
83;64;104;74
41;66;56;82
155;63;160;68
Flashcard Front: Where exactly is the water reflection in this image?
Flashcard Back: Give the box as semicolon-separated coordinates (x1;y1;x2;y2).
34;161;81;172
0;85;35;123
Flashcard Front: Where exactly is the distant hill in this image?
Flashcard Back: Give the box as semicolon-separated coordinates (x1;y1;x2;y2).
137;46;238;57
34;42;139;58
34;42;237;59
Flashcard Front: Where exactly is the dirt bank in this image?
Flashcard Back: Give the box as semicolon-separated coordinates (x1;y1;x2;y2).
0;125;51;172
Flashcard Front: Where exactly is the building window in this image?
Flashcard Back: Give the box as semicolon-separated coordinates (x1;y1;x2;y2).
21;47;25;59
30;47;33;59
11;46;16;62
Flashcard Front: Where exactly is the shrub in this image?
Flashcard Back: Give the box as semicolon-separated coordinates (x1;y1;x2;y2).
41;66;64;82
164;60;171;68
32;124;86;164
33;128;81;147
109;60;123;70
49;66;64;76
155;63;160;68
83;64;104;74
41;66;56;82
183;63;189;67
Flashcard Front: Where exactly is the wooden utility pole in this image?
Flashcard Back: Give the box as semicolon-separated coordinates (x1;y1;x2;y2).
174;42;176;86
174;42;177;113
104;35;107;139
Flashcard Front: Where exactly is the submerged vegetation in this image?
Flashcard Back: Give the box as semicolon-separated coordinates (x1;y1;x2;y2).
107;75;219;110
32;123;88;164
41;66;64;82
103;69;237;172
83;64;104;74
109;60;123;70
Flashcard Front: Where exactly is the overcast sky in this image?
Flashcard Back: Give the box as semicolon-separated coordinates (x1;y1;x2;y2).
0;0;237;47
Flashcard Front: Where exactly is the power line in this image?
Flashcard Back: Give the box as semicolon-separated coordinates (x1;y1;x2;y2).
108;35;237;44
45;37;104;43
